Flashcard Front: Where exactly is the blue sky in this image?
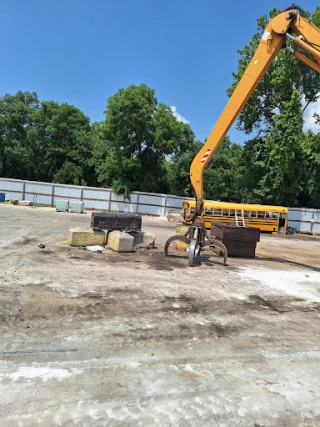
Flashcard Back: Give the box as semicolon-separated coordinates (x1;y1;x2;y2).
0;0;319;144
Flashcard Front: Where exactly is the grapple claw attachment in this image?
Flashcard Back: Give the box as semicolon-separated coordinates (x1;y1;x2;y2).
164;223;228;267
204;238;228;266
164;235;191;256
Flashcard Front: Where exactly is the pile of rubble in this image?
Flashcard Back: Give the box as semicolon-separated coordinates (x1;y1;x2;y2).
67;212;155;253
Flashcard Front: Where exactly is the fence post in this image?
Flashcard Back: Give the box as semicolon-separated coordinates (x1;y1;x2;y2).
51;185;55;207
107;191;111;212
22;181;26;200
163;195;167;217
311;210;315;235
80;187;84;201
136;193;140;214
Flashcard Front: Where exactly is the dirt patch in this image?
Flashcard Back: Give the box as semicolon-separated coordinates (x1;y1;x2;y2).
28;244;188;271
11;285;320;328
101;250;187;271
246;294;320;313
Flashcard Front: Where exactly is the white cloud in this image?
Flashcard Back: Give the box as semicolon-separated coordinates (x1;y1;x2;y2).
170;106;190;124
303;94;320;132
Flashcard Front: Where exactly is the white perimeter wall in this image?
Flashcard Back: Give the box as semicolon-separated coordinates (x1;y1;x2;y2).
1;178;319;234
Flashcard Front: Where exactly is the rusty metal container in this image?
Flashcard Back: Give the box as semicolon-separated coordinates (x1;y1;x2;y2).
211;224;260;258
91;212;142;232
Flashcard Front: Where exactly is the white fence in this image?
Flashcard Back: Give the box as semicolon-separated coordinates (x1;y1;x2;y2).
287;207;320;234
0;178;185;217
1;177;320;234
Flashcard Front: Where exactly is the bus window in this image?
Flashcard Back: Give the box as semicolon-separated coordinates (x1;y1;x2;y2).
251;211;257;218
244;210;250;218
230;209;235;217
214;209;222;216
205;208;213;215
272;212;279;219
223;209;229;216
236;209;243;217
258;211;265;218
266;211;272;219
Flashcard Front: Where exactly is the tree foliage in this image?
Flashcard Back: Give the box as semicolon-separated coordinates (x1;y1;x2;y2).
227;8;320;135
93;84;195;197
225;6;320;208
257;91;306;206
0;91;39;179
167;137;244;202
32;101;94;185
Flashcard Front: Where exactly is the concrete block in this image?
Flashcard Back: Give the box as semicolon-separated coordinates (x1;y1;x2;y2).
18;200;33;206
67;227;107;247
107;231;134;253
175;224;189;251
129;231;156;248
167;210;181;222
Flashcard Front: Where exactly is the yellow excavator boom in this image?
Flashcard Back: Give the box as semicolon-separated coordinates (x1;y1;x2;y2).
190;6;320;217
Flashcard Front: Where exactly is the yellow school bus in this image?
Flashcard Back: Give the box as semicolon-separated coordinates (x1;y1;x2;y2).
181;200;288;235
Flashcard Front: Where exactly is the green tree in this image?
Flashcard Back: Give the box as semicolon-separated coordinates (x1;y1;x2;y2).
166;141;202;197
31;101;94;185
227;7;320;135
90;121;108;187
204;137;244;202
0;91;39;179
240;137;266;203
258;91;307;206
167;137;244;202
94;84;195;197
226;6;320;207
312;6;320;28
302;127;320;207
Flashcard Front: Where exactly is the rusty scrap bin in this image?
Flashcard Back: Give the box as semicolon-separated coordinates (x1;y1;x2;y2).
210;224;260;258
91;212;142;232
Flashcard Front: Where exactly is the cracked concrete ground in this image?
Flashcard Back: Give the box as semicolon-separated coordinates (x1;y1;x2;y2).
0;204;320;426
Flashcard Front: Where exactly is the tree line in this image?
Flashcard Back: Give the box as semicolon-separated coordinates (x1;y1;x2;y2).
1;6;320;208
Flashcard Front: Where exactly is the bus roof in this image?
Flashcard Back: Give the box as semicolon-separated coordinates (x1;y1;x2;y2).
183;199;288;213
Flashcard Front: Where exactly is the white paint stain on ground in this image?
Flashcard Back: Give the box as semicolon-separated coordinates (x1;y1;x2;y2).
8;366;82;382
236;268;320;302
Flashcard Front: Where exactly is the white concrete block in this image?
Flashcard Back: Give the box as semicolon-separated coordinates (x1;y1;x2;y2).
129;231;156;248
107;231;134;253
18;200;33;206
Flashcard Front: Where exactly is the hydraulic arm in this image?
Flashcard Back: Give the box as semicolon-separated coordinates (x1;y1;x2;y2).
165;5;320;266
191;5;320;217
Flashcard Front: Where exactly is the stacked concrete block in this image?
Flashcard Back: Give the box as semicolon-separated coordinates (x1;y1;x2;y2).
129;231;156;248
67;212;157;253
107;231;134;253
18;200;33;206
67;227;107;247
